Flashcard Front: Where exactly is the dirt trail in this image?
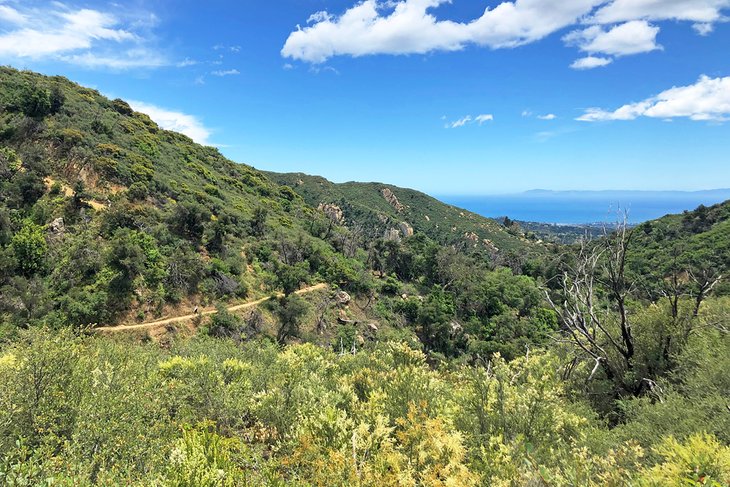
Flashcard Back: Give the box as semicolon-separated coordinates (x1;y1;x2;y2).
94;283;328;333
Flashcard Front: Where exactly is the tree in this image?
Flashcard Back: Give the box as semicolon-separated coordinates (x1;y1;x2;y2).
0;147;22;180
21;84;51;118
275;261;309;296
250;206;268;237
11;221;48;276
547;221;642;396
170;201;210;242
207;305;243;340
106;229;147;297
274;294;309;344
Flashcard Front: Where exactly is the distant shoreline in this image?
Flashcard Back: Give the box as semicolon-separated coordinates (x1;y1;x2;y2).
438;190;730;225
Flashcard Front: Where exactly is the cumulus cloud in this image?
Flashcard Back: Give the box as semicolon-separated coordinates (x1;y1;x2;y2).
577;75;730;122
282;0;601;63
570;55;613;69
692;22;715;35
446;114;493;128
128;101;213;145
538;113;557;120
0;4;166;69
282;0;729;68
564;20;660;56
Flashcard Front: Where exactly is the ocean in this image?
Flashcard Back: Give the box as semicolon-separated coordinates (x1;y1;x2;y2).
438;190;730;225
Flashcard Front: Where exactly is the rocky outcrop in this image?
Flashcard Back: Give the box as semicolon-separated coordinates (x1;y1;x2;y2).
335;290;351;305
317;203;344;224
482;239;499;252
384;228;401;241
48;217;65;236
399;222;414;238
384;222;413;241
381;187;405;212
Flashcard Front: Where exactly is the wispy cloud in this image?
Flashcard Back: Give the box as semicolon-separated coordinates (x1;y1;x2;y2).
0;5;28;25
128;100;213;145
0;4;167;69
211;69;240;77
446;114;493;128
308;65;340;75
537;113;557;120
577;75;730;122
176;57;197;67
213;44;242;53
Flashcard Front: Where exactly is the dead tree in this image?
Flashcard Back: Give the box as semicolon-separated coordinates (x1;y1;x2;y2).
546;219;638;395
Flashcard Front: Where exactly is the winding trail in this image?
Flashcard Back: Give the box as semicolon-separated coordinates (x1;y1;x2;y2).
94;283;328;333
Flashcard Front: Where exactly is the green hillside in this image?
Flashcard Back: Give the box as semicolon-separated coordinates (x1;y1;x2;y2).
0;66;333;330
0;67;553;360
266;171;535;253
1;67;730;486
627;200;730;299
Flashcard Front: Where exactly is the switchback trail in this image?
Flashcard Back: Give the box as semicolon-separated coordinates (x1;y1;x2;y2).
94;283;328;333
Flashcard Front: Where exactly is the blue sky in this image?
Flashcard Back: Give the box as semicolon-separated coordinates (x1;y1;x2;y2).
1;0;729;195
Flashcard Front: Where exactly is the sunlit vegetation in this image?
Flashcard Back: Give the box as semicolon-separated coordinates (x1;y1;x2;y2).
1;67;729;485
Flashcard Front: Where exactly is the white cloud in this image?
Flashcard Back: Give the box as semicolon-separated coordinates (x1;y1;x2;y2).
564;20;660;56
0;5;27;25
591;0;730;24
538;113;557;120
211;69;240;76
0;4;166;69
282;0;601;63
692;22;714;35
176;57;197;67
128;101;213;145
61;49;167;69
475;114;494;124
213;44;242;53
577;75;730;122
283;0;730;67
448;116;472;128
570;55;613;69
307;11;334;24
446;114;493;128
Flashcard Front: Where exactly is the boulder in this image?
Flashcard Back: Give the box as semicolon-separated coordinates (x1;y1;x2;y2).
335;290;351;305
49;217;65;235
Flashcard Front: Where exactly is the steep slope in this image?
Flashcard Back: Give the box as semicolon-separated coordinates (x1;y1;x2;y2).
266;172;535;253
0;68;552;360
628;200;730;295
0;67;337;330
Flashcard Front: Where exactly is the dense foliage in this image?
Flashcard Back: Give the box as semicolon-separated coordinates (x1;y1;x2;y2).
1;320;728;485
0;67;552;360
1;67;729;485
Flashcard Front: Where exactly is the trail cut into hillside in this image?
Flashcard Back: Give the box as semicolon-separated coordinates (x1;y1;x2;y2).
94;283;328;333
